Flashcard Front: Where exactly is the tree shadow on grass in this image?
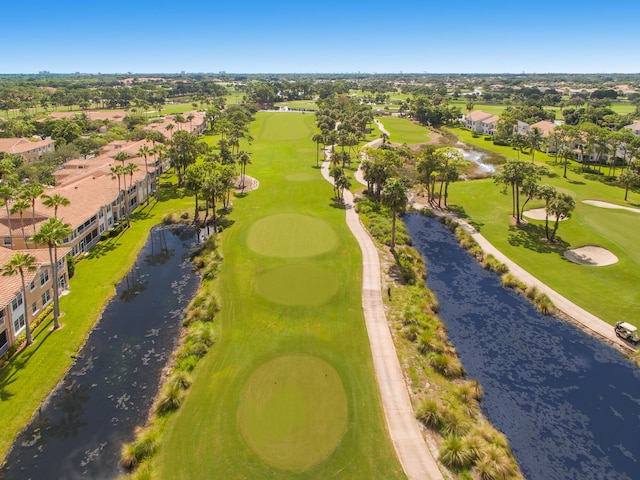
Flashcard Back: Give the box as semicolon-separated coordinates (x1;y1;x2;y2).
507;222;569;255
85;240;121;260
446;204;485;232
0;319;56;401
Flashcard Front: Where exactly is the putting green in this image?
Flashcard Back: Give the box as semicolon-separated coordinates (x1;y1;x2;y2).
255;264;339;305
284;173;315;182
247;214;338;258
237;354;348;471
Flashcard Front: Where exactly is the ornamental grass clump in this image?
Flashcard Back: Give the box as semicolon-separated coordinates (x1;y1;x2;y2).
440;435;476;470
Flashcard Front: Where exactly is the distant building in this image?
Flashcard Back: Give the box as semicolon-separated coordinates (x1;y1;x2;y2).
462;110;499;136
0;137;55;162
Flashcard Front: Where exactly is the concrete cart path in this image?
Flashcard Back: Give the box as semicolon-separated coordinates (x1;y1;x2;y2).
322;156;444;480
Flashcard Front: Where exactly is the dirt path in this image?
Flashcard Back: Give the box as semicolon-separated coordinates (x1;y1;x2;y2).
414;203;636;353
322;157;444;480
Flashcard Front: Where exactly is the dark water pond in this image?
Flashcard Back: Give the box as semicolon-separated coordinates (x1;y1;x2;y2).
404;213;640;480
0;226;201;480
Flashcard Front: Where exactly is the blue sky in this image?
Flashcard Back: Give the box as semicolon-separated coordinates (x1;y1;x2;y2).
4;0;639;74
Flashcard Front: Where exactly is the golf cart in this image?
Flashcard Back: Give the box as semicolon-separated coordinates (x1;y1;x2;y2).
615;321;640;344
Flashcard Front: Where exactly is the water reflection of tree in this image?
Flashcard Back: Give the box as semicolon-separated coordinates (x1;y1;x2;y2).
145;228;175;266
120;264;148;302
48;381;90;439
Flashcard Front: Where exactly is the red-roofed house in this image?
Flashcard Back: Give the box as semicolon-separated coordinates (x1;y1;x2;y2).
0;137;55;162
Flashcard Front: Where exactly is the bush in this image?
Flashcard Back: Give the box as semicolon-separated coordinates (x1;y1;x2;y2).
440;435;476;470
431;353;465;378
156;383;185;414
440;407;472;436
416;397;443;430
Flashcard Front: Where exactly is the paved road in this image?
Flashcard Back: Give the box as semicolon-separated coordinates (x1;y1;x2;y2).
322;155;444;480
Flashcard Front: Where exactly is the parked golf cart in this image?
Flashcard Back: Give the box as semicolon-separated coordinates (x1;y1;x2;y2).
615;321;640;344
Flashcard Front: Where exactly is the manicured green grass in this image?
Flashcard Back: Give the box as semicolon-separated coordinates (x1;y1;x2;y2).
277;100;318;109
156;112;405;478
445;127;640;325
0;175;193;463
377;116;431;145
247;213;338;257
237;354;348;471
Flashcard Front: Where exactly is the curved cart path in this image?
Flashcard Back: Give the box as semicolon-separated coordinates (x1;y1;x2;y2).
322;156;444;480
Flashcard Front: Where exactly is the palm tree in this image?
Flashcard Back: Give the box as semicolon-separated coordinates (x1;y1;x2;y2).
31;217;72;330
110;165;125;223
41;193;70;219
2;252;37;345
0;184;16;247
236;150;252;191
165;123;175;140
137;145;152;203
20;182;44;231
124;163;139;227
311;133;324;167
381;177;409;250
527;127;544;164
10;199;31;248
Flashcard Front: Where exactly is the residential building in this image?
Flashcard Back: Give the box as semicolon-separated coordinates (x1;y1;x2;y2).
0;137;55;162
624;120;640;137
462;110;499;136
0;246;70;356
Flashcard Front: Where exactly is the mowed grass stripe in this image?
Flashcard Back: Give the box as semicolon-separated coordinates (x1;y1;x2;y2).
157;112;405;478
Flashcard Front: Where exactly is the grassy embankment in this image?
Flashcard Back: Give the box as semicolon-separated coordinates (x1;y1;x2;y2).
0;175;193;463
155;112;405;478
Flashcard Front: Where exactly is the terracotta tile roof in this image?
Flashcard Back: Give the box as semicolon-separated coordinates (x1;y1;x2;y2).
0;137;54;155
466;110;494;122
530;120;556;136
0;246;70;309
481;115;500;125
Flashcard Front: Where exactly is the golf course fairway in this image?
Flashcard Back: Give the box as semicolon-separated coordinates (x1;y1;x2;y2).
156;112;405;478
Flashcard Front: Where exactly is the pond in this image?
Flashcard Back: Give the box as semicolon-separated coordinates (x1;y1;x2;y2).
0;226;201;480
404;213;640;480
455;142;496;174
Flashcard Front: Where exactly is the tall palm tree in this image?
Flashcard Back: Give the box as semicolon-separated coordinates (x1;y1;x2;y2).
10;199;31;248
41;193;70;219
2;252;37;346
137;145;152;203
311;133;324;167
0;184;16;247
31;217;72;330
20;182;44;231
236;150;252;191
110;165;125;222
381;177;409;250
124;163;139;227
527;127;544;164
165;123;175;140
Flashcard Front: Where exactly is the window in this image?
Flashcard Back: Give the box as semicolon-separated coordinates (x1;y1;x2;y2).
41;289;51;306
30;279;36;291
40;269;49;286
13;314;25;333
3;238;11;246
32;302;38;315
0;330;7;350
11;294;23;311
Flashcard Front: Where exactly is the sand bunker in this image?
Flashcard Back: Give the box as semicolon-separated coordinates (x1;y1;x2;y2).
523;208;566;222
583;200;640;213
236;175;259;192
564;246;618;266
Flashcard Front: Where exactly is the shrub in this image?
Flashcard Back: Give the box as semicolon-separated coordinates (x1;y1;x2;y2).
402;324;420;342
524;285;538;300
166;370;192;390
440;435;476;470
156;383;185;414
481;254;508;274
534;292;554;315
418;330;445;355
432;353;465;378
475;444;517;480
501;273;519;289
440;407;472;436
177;354;199;372
416;397;443;430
